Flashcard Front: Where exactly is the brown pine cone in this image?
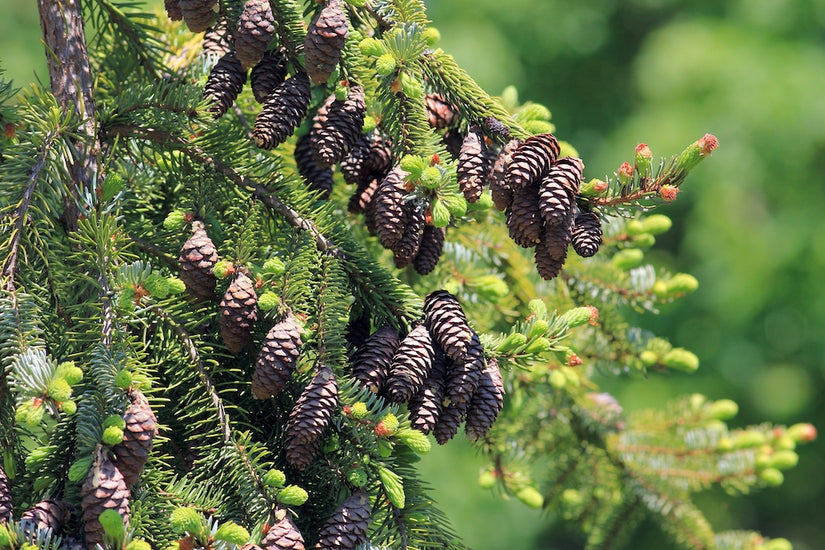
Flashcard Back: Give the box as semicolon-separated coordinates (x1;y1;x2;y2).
345;312;371;351
433;398;470;445
392;204;424;269
203;19;231;57
178;220;218;302
423;290;473;362
81;448;130;550
506;183;542;248
408;347;447;434
165;0;183;21
310;86;366;167
203;51;247;119
505;133;560;189
179;0;218;33
441;128;464;160
253;73;311;150
261;508;305;550
413;225;446;276
535;225;570;280
489;139;521;211
20;500;74;536
444;331;484;406
484;116;512;139
341;130;393;187
538;157;583;226
219;272;258;354
250;48;288;103
252;313;302;399
457;126;490;203
235;0;276;70
304;0;349;86
313;490;370;550
465;357;504;442
284;366;338;470
294;133;334;200
351;325;400;394
425;94;458;129
372;167;409;249
0;465;12;522
112;390;157;489
571;210;603;258
348;177;380;216
386;323;435;403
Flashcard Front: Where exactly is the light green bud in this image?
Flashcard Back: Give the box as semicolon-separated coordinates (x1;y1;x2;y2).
262;468;287;488
662;348;699;373
213;522;249;545
378;466;405;509
166;277;186;295
277;485;309;506
257;292;280;312
759;467;784;487
769;450;799;471
478;469;496;489
375;53;397;77
471;275;509;301
611;248;644;271
57;361;83;385
419;166;442;189
431;198;451;228
102;426;125;446
397;428;431;455
498;332;526;353
527;299;547;319
516;487;544;509
48;377;73;402
170;507;203;535
707;399;738;420
641;214;672;235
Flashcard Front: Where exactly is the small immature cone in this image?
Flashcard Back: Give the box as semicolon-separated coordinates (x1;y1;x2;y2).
254;73;311;150
505;133;560;189
489;139;521;211
202;51;247;118
112;389;158;489
0;465;12;522
310;86;366;167
456;126;490;203
571;210;602;258
464;357;504;441
81;448;130;550
250;48;288;103
423;290;473;362
284;366;338;470
425;93;458;129
294;133;334;200
675;133;718;173
408;348;447;434
261;508;305;550
220;272;258;354
351;325;400;394
178;220;218;301
413;225;446;276
179;0;218;33
235;0;276;70
373;167;408;249
506;184;542;248
304;0;349;86
386;323;435;403
20;499;74;536
313;490;371;550
252;313;303;399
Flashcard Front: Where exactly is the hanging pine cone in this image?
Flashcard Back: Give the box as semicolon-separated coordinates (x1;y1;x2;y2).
386;323;435;403
425;94;458;129
253;72;311;150
538;156;583;227
0;464;11;523
111;389;157;490
535;224;570;280
220;272;258;354
484;116;511;140
313;490;370;550
345;311;371;350
408;348;447;434
423;290;473;362
348;178;379;216
489;139;521;211
179;220;218;302
433;398;470;445
373;167;408;249
250;48;288;103
392;204;424;269
309;86;366;167
294;133;334;200
20;500;74;536
234;0;276;70
505;133;560;190
304;0;349;86
465;357;504;442
165;0;183;21
252;313;302;399
441;128;464;160
203;19;231;57
81;448;130;550
261;508;305;550
457;126;490;203
341;130;393;187
413;225;446;276
202;51;247;119
284;365;338;470
179;0;218;33
571;210;603;258
506;184;543;248
444;331;484;406
351;326;400;394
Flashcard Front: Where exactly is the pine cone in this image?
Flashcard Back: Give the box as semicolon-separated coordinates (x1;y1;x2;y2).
304;0;349;86
423;290;473;362
203;51;247;118
112;389;157;489
254;72;311;150
81;448;130;550
203;19;231;57
351;326;399;394
457;127;490;203
413;225;445;276
441;128;464;160
408;348;447;434
538;157;583;226
0;465;11;522
345;312;371;351
444;331;484;405
261;508;305;550
310;87;366;167
179;220;218;302
373;167;408;249
284;366;338;470
535;224;569;280
571;210;602;258
165;0;183;21
386;323;435;403
313;490;370;550
425;94;458;129
433;398;470;445
392;204;424;269
341;130;393;187
179;0;218;33
20;499;74;536
348;177;379;216
489;139;521;211
220;272;258;354
294;133;334;200
252;313;302;399
235;0;276;70
505;133;560;189
250;48;288;103
506;184;542;248
484;116;511;140
465;357;504;442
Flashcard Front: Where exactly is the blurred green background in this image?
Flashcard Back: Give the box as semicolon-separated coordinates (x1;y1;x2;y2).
2;0;824;548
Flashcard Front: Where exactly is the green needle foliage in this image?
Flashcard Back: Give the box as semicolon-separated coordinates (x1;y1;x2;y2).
0;2;814;550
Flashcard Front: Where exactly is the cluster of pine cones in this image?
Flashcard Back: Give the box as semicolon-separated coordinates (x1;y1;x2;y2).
349;290;504;444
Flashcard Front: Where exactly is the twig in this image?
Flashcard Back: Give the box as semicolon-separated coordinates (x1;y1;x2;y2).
131;235;179;269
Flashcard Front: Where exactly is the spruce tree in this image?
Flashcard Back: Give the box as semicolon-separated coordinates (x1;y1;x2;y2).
0;2;815;550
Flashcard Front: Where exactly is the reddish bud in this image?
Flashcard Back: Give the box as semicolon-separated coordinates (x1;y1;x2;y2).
635;143;652;159
342;404;352;416
430;153;440;166
255;277;264;289
374;421;393;437
618;162;634;179
261;523;271;535
698;134;718;156
183;212;195;223
587;306;599;326
567;353;583;367
32;397;44;409
390;78;402;93
659;185;680;202
4;122;16;140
